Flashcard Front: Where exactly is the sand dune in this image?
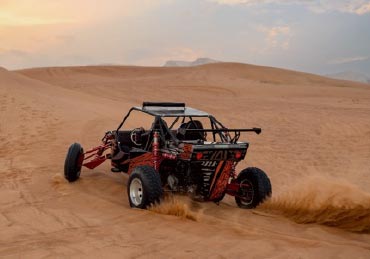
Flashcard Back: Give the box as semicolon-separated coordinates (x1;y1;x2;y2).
1;63;370;257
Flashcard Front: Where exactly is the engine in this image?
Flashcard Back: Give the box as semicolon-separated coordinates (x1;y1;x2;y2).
159;159;223;200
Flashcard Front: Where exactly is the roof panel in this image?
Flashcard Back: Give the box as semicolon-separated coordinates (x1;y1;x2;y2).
134;106;210;117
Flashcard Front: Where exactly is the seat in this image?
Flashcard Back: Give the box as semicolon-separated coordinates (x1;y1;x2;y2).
177;120;206;141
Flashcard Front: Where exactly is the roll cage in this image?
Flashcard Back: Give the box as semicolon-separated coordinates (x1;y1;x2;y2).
115;102;261;146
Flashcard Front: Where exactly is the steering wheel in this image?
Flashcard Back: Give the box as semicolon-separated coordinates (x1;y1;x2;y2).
130;127;145;146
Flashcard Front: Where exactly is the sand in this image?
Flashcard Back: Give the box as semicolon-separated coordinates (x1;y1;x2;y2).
1;63;370;258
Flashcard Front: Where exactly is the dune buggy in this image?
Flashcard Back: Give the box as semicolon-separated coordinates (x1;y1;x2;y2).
64;102;271;208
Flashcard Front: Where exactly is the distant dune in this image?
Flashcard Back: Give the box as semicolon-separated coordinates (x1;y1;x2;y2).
326;71;370;84
18;62;369;89
1;63;370;258
163;57;219;67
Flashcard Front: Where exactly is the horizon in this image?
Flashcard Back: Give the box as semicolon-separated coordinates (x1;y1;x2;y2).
1;1;369;76
2;57;370;83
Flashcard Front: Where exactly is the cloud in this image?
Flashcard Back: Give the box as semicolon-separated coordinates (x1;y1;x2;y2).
0;1;77;26
208;0;370;15
0;0;173;27
307;1;370;15
0;13;75;26
349;2;370;15
328;56;370;65
0;0;174;69
132;47;205;66
257;25;292;50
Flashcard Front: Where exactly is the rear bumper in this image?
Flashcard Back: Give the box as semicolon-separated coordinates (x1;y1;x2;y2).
191;142;248;162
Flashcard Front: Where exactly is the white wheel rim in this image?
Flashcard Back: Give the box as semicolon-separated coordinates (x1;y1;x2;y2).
130;178;143;206
239;179;254;206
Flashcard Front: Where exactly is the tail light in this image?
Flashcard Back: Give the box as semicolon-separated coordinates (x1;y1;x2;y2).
196;152;203;160
234;151;242;159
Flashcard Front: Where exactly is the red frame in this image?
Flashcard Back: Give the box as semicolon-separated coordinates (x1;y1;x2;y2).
79;131;246;201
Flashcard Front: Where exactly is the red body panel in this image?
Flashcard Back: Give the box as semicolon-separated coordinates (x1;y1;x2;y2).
127;153;154;174
209;161;233;200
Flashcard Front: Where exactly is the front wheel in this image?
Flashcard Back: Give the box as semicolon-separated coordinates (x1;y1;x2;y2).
127;166;163;209
235;167;271;209
64;143;84;182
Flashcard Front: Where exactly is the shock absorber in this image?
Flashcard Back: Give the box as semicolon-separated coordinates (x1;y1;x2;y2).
152;130;160;171
231;161;237;179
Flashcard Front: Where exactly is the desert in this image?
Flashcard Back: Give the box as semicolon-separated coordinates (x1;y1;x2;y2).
0;62;370;258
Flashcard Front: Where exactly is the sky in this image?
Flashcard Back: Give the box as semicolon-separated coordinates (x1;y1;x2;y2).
0;0;369;75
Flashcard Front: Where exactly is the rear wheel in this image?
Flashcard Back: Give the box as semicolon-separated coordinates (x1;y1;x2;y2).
64;143;84;182
235;167;271;209
127;166;163;209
